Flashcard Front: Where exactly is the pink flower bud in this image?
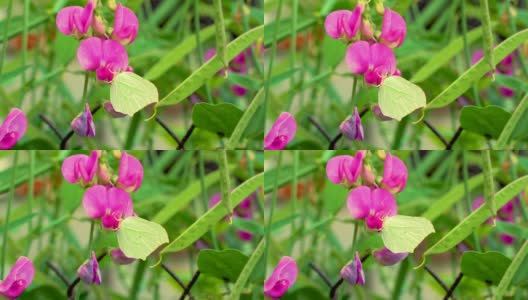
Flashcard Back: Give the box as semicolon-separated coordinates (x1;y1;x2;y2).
379;8;407;48
56;1;95;39
0;108;27;150
77;251;101;285
324;5;363;40
264;256;298;299
326;151;365;187
373;247;408;266
103;102;127;118
71;103;96;137
340;252;365;286
110;248;136;265
380;153;408;194
264;112;297;150
116;152;143;193
339;107;364;141
111;4;139;45
61;151;100;186
0;256;34;299
92;16;107;37
372;105;393;121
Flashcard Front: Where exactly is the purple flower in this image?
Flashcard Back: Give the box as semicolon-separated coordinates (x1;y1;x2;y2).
325;151;366;186
71;103;96;137
380;153;408;194
379;8;407;48
373;247;408;266
346;41;397;86
103;102;127;118
116;152;143;193
347;186;397;231
472;197;518;244
372;105;393;121
0;108;27;150
56;0;95;38
110;248;136;265
82;185;134;230
264;256;298;299
209;194;254;241
264;112;297;150
0;256;34;299
340;252;365;286
61;151;100;185
77;251;101;285
472;50;515;98
111;4;139;45
324;5;363;40
339;107;364;141
77;37;129;82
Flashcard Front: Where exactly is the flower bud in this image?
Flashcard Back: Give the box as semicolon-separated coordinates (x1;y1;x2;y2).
92;16;107;37
372;105;393;121
340;252;365;286
373;247;408;266
103;102;127;118
339;107;364;141
71;104;96;137
110;248;136;265
77;251;101;285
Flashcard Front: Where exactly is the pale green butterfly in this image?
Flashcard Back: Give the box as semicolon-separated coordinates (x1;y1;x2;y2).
117;217;169;260
110;72;159;116
378;76;426;121
381;215;435;253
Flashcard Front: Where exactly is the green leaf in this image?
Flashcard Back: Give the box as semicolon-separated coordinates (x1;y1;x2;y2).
422;176;528;262
381;215;435;253
160;172;263;255
217;151;232;219
479;0;495;74
378;76;427;121
226;88;264;149
459;106;510;139
197;249;249;281
481;150;496;219
427;29;528;109
495;241;528;299
117;217;169;260
110;72;159;116
322;35;348;69
461;251;511;285
230;239;265;299
495;221;528;240
494;74;528;93
192;103;243;137
158;25;264;107
213;0;228;68
0;163;53;194
263;164;318;194
496;93;528;149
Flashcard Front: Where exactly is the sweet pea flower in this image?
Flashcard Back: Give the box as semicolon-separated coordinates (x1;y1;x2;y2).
111;4;139;45
0;108;27;150
339;107;364;141
264;112;297;150
373;247;408;266
56;0;95;38
77;251;101;285
62;150;99;185
346;41;397;86
0;256;34;299
379;8;407;48
380;153;408;194
372;105;393;121
347;186;397;231
264;256;298;299
82;185;134;230
103;102;127;118
340;252;365;286
71;103;96;137
77;37;129;82
110;248;136;265
116;152;143;193
324;5;363;40
326;151;366;186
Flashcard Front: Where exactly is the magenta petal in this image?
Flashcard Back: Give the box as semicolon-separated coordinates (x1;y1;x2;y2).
82;185;108;219
0;108;27;150
346;41;370;74
371;188;398;218
471;50;484;65
370;43;396;76
71;103;96;137
77;251;101;285
116;152;144;192
373;247;408;266
347;186;371;219
56;6;84;35
101;39;129;72
326;154;363;185
379;8;407;48
264;112;297;150
111;4;139;45
264;256;298;298
380;153;408;194
107;187;134;219
0;256;35;299
324;10;352;39
344;5;363;38
77;37;103;71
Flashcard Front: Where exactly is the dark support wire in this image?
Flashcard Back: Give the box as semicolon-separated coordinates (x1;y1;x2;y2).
155;116;183;148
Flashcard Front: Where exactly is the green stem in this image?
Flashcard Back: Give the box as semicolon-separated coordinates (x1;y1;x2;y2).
496;92;528;149
265;152;282;276
479;0;495;75
1;152;18;278
226;88;264;149
286;0;299;112
19;0;30;106
494;240;528;299
194;0;213;103
0;0;13;76
130;260;148;300
213;0;228;69
217;150;232;221
87;220;95;256
462;152;481;251
263;0;283;111
288;151;299;255
461;0;481;106
481;150;496;221
199;152;218;249
81;72;90;102
25;150;35;256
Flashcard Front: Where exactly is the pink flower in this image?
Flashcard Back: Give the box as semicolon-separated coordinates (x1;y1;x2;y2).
380;153;408;194
103;102;127;118
264;112;297;150
264;256;298;299
111;4;139;45
340;252;365;286
82;185;134;230
77;251;101;285
326;151;365;186
373;247;408;266
77;37;129;82
372;105;393;121
472;50;515;98
71;103;96;137
346;41;397;86
209;193;254;241
472;197;517;244
379;8;407;48
339;107;364;141
0;256;34;299
0;108;27;150
56;0;95;38
347;186;397;231
110;248;136;265
61;151;100;185
116;152;143;193
324;6;363;40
